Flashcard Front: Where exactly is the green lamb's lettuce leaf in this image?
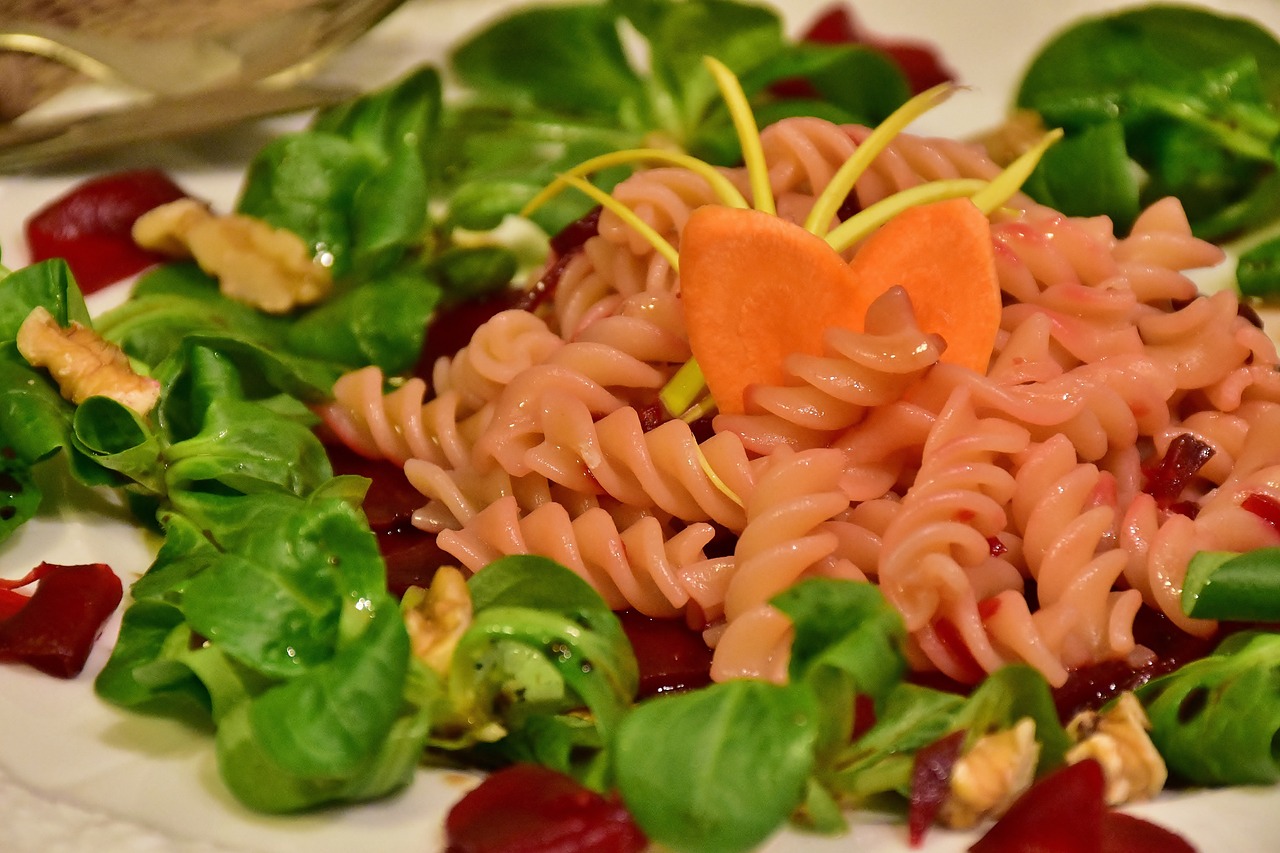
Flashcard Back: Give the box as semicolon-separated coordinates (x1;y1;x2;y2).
1019;120;1140;231
0;349;77;468
0;257;91;337
613;679;820;853
178;496;383;677
826;681;964;801
449;4;646;118
1138;631;1280;785
71;395;164;494
444;0;911;235
823;665;1067;806
1016;5;1280;236
0;444;39;543
99;493;430;814
1181;548;1280;621
94;263;288;368
238;67;440;279
446;556;639;745
774;577;907;704
93;598;214;717
1236;235;1280;299
214;602;428;813
0;260;132;493
607;580;910;846
284;273;441;375
164;397;332;499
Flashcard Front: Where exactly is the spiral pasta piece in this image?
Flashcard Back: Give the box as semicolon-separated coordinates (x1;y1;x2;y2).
877;391;1028;681
716;286;944;454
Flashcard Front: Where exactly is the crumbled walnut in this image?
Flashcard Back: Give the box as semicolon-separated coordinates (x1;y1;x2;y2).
941;718;1040;829
131;197;210;256
133;198;332;314
1066;692;1167;805
403;566;473;675
16;306;160;415
974;109;1049;168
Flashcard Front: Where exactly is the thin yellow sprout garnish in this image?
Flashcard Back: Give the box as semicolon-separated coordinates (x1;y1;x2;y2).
680;394;717;424
554;174;681;270
825;178;989;254
693;442;743;507
969;127;1064;214
803;82;957;235
659;357;709;419
520;148;749;218
703;56;775;216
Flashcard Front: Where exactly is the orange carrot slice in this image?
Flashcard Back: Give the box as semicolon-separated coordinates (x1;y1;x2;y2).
679;205;865;415
679;197;1000;416
846;196;999;374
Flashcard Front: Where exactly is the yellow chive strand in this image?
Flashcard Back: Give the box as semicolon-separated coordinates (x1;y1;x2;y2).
803;83;958;237
825;178;989;254
969;127;1065;215
703;56;775;216
680;393;717;425
520;148;749;218
556;174;680;271
693;440;742;508
659;357;709;419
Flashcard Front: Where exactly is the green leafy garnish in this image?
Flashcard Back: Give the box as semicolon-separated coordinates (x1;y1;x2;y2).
1182;548;1280;621
1016;5;1280;237
1138;631;1280;785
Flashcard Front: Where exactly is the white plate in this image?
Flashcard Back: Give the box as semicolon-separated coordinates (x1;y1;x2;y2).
2;1;1279;850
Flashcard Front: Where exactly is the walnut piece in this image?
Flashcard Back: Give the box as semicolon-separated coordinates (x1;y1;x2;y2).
16;306;160;415
403;566;473;675
133;198;332;314
1066;692;1167;805
941;718;1040;829
974;109;1050;168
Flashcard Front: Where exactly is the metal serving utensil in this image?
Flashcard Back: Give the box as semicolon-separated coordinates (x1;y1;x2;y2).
0;83;358;172
0;0;411;96
0;0;410;170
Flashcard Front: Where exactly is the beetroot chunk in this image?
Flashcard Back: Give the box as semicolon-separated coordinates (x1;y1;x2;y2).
445;763;646;853
969;759;1197;853
25;169;190;294
908;729;966;847
799;5;955;94
1141;433;1214;512
0;562;123;678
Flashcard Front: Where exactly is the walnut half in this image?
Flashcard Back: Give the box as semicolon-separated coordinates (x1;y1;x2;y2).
133;198;332;314
403;566;473;676
1066;692;1167;805
16;306;160;415
941;718;1041;829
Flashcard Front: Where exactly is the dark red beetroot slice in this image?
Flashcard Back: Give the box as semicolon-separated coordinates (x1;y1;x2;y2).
797;5;955;94
970;759;1198;853
1242;492;1280;532
1101;811;1198;853
617;610;712;698
321;437;425;532
0;562;123;678
908;729;966;847
26;169;190;295
444;763;646;853
378;525;452;601
970;760;1106;853
1141;433;1214;513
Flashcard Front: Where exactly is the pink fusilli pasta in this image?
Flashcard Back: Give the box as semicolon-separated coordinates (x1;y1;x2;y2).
322;111;1280;691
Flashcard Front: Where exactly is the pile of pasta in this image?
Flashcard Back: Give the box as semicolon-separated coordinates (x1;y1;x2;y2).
322;115;1280;687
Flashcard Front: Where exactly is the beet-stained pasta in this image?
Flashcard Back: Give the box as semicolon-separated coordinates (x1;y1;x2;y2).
319;113;1280;687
